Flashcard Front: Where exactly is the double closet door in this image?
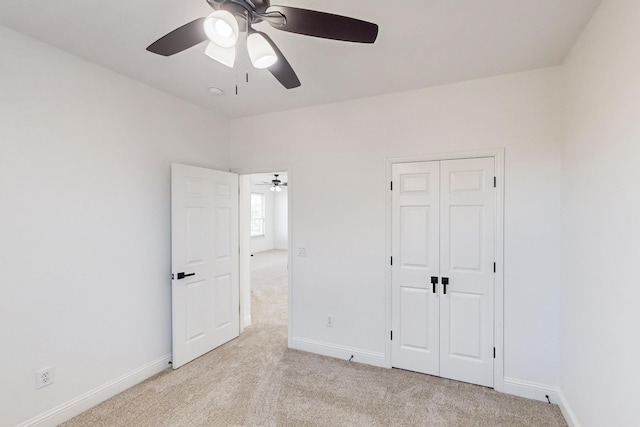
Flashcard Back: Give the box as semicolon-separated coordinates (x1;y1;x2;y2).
391;157;495;387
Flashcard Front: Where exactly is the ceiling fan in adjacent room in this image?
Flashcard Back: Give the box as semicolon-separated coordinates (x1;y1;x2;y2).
256;174;288;192
146;0;379;89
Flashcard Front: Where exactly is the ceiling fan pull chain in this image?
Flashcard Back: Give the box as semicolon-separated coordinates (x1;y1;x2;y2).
235;12;250;94
235;50;239;95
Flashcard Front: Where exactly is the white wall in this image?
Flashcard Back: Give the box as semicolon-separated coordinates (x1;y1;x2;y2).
0;26;230;427
561;1;640;425
231;68;563;390
273;188;288;250
250;183;275;253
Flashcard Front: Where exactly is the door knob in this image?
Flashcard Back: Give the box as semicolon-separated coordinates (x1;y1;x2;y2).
442;277;449;294
430;276;438;293
177;272;195;280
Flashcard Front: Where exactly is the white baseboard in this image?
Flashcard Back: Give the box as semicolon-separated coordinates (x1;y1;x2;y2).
18;353;172;427
498;378;580;427
556;389;581;427
503;377;559;403
291;336;385;368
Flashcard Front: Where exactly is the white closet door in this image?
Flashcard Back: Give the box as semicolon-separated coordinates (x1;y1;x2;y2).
391;161;440;375
439;157;495;387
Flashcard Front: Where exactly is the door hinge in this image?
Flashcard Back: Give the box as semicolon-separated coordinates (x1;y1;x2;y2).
493;177;497;188
390;181;393;191
493;262;496;273
493;347;496;358
390;256;393;266
390;331;393;341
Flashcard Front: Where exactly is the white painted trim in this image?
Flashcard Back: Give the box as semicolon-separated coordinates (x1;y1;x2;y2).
504;377;580;427
503;377;559;403
556;389;581;427
388;148;506;164
384;148;505;391
502;379;578;427
287;170;293;348
384;157;393;368
239;174;252;332
231;166;293;349
17;354;171;427
494;148;505;392
291;337;386;368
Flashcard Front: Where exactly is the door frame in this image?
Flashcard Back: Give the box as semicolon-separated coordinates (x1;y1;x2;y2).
232;166;293;346
385;149;505;391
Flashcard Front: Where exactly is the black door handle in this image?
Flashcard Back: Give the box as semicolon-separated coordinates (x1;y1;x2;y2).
177;272;195;280
430;276;438;293
442;277;449;294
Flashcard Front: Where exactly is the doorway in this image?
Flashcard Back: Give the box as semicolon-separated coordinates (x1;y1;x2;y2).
239;171;290;333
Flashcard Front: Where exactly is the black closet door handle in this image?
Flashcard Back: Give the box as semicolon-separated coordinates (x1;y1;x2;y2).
177;272;195;280
442;277;449;294
430;276;438;293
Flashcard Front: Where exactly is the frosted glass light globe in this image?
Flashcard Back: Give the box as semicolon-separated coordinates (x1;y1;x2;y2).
247;33;278;69
203;11;238;48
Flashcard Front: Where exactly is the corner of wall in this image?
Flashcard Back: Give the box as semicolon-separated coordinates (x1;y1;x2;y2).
503;380;580;426
556;388;581;427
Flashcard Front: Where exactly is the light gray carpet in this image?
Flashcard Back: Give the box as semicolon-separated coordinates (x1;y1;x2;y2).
62;250;566;426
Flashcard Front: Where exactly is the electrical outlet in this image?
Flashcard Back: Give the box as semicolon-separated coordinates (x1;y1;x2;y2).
36;366;54;389
326;315;334;327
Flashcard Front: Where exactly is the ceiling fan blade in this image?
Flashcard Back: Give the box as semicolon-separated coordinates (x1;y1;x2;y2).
256;31;301;89
147;18;208;56
265;6;378;43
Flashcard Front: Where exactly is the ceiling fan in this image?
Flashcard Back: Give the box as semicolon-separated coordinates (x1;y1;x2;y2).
146;0;379;89
256;174;288;192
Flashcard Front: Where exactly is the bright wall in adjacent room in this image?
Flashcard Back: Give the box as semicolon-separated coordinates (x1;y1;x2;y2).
273;186;288;250
250;181;275;253
250;174;288;253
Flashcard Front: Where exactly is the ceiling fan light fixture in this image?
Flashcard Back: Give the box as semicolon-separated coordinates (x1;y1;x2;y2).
247;33;278;69
205;41;236;68
270;186;276;192
203;10;239;48
275;185;282;192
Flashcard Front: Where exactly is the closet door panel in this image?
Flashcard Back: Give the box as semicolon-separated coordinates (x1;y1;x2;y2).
439;157;495;387
391;162;440;375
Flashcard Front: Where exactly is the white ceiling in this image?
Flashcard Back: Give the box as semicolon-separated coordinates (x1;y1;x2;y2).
0;0;600;118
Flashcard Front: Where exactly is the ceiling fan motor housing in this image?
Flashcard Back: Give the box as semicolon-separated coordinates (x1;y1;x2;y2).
207;0;271;25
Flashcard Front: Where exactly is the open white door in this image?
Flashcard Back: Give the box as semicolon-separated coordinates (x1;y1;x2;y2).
171;164;239;369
